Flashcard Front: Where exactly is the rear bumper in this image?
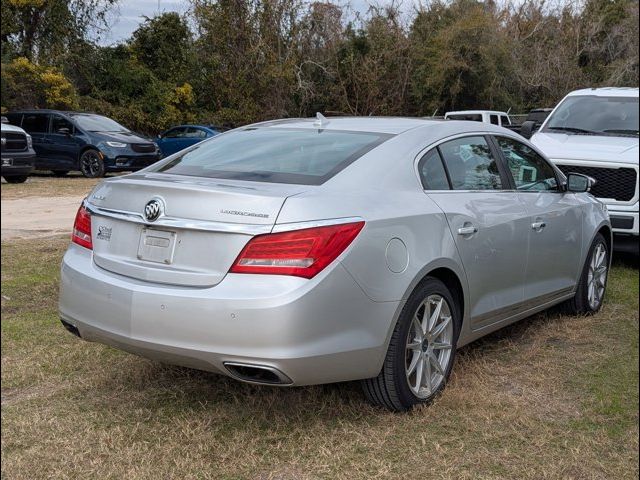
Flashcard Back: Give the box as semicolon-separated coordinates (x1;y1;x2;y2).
59;244;397;385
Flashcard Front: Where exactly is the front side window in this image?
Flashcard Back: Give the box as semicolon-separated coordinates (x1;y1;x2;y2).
543;95;639;137
500;116;510;126
152;128;390;185
438;136;502;190
418;149;450;190
496;137;558;191
490;115;499;125
51;115;74;134
21;114;49;133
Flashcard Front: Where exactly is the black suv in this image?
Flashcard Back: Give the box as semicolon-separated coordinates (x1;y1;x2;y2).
5;110;161;178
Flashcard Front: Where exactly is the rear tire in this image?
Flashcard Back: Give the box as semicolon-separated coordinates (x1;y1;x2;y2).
3;175;28;184
361;277;460;412
79;149;105;178
563;233;609;315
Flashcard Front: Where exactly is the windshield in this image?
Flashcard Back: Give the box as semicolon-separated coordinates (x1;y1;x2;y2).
71;114;129;133
543;95;639;137
152;128;390;185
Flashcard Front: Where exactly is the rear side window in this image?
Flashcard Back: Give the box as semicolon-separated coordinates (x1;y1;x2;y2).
185;127;207;138
418;149;450;190
163;127;186;138
154;128;390;185
22;114;49;133
438;136;502;190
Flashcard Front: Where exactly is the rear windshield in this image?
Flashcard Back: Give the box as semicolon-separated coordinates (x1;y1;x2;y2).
446;114;483;122
152;128;391;185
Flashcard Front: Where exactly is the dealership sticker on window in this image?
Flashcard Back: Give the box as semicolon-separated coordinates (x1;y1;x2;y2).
97;226;112;241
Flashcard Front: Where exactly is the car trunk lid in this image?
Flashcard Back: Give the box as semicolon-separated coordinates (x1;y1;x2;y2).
87;173;306;287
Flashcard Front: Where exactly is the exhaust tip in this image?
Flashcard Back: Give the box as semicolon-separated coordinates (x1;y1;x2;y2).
223;362;292;385
60;319;81;338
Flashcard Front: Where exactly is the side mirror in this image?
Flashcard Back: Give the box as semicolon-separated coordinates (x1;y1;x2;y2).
566;173;595;193
520;120;538;139
0;116;8;124
58;127;71;135
157;134;161;138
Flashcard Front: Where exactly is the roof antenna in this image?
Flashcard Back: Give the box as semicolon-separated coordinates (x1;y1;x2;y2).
314;112;329;127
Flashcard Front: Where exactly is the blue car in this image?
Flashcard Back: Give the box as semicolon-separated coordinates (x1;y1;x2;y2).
5;110;161;178
155;125;224;157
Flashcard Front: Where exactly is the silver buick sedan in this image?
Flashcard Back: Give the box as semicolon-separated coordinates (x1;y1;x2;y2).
59;116;611;411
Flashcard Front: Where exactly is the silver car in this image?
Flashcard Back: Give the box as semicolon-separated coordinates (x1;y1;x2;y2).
59;116;611;411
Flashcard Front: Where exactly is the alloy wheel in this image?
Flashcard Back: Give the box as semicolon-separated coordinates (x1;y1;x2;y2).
405;294;454;399
587;243;607;310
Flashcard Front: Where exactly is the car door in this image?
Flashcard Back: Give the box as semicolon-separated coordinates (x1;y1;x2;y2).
20;113;50;168
47;114;82;169
492;135;583;302
157;127;187;156
420;135;531;329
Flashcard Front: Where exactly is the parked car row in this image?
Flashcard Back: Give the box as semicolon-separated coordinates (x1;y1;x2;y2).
1;110;225;181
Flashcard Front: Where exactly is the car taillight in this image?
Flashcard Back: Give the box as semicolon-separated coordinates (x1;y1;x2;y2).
71;205;92;250
230;221;365;279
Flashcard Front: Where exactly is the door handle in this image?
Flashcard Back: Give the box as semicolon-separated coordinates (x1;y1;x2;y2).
531;221;546;231
457;225;478;236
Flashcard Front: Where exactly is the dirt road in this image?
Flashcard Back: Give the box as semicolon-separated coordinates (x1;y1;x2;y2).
1;195;84;240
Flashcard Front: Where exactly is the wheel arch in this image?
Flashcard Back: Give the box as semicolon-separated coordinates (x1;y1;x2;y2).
76;145;101;168
382;261;468;359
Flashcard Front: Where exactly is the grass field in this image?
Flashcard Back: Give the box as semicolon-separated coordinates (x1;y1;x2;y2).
1;173;107;200
1;234;638;479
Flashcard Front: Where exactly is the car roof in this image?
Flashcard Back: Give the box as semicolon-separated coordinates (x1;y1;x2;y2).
445;110;509;116
566;87;639;98
251;117;444;135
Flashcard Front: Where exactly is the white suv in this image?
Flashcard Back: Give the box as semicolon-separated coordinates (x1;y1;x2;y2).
530;87;639;254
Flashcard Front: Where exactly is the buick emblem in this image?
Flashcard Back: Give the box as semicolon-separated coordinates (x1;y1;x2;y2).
143;199;163;222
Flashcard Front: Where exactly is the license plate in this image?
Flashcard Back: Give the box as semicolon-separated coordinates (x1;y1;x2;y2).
2;158;13;166
137;228;177;264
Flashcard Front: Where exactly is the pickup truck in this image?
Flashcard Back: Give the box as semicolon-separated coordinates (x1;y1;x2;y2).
526;88;639;254
1;117;35;183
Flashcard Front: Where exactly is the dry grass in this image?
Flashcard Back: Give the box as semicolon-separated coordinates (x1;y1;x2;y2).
0;172;114;200
1;236;638;479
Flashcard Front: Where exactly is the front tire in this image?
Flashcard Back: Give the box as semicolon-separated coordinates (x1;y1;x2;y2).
79;149;105;178
563;233;609;315
3;175;28;184
362;277;460;412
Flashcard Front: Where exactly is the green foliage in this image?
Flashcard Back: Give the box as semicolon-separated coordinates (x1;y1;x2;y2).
1;57;77;110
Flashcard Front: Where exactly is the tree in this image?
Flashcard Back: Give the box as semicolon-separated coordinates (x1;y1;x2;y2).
0;0;118;64
1;56;77;110
130;12;193;83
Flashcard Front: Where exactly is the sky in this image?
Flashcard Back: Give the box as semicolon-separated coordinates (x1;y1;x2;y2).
99;0;396;45
101;0;189;45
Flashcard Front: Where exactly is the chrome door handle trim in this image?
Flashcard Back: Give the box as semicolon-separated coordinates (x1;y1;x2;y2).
457;226;478;235
531;221;546;230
